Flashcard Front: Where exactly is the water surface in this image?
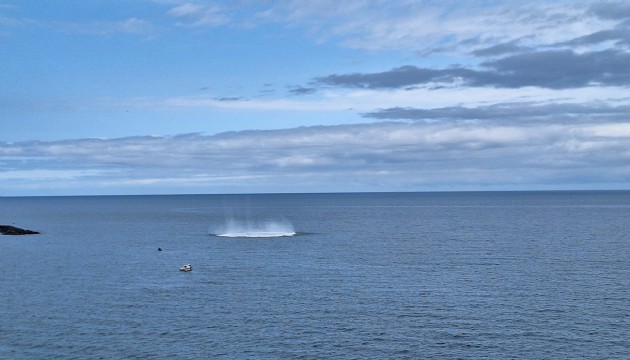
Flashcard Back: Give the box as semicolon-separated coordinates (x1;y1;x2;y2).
1;192;629;358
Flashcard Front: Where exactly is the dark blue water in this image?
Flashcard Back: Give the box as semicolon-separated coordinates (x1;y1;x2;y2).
1;192;629;359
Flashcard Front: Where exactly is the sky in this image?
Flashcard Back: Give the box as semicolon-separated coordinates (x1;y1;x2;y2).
1;0;630;195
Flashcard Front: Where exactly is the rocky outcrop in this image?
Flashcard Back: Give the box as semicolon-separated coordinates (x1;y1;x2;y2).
0;225;40;235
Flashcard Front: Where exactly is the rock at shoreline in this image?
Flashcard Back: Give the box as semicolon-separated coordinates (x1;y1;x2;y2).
0;225;40;235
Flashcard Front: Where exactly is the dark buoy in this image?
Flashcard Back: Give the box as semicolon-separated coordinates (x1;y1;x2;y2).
158;247;162;251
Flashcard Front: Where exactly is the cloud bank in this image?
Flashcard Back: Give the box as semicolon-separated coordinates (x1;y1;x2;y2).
2;120;630;195
316;50;630;90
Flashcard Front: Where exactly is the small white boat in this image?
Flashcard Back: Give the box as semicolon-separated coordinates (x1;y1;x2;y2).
179;264;192;272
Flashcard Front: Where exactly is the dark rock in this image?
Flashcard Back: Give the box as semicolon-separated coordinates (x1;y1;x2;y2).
0;225;40;235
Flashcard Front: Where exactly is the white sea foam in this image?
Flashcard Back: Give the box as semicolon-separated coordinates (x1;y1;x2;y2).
213;218;296;238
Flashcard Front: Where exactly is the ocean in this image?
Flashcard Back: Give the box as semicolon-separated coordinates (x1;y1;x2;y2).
1;191;629;359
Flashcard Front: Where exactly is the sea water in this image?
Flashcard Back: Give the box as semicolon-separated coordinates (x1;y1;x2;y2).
0;192;628;359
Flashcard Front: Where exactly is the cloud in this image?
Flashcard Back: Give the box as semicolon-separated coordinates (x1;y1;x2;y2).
481;49;630;88
589;1;630;20
258;1;615;53
317;65;471;89
317;49;630;90
2;120;630;195
289;87;318;96
364;102;630;124
153;1;630;56
470;41;532;57
268;1;630;94
167;3;229;27
55;18;156;37
560;27;630;47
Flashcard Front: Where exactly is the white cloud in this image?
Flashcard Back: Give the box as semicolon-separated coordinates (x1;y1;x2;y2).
167;3;229;27
2;120;630;195
259;0;616;53
587;123;630;137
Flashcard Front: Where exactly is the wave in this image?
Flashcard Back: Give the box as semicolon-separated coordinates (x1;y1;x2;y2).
212;218;296;238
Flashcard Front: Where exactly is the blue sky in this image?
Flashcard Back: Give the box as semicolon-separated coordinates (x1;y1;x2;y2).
2;0;630;195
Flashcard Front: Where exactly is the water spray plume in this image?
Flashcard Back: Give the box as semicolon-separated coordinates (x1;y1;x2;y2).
212;217;296;238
